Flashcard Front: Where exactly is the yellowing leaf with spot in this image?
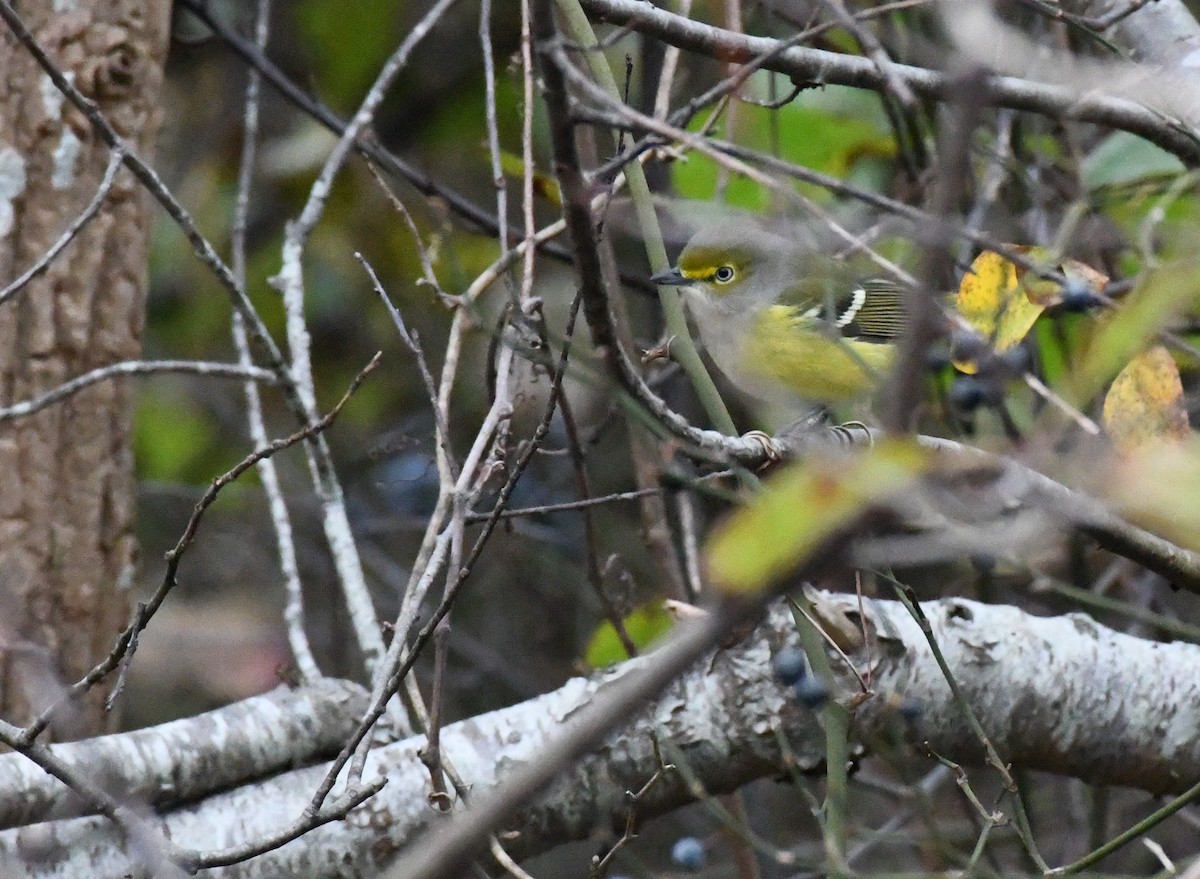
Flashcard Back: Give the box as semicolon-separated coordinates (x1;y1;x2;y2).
955;250;1046;373
1103;438;1200;551
706;441;927;595
1102;346;1190;454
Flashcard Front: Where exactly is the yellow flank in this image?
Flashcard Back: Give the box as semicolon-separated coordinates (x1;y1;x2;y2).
747;305;893;403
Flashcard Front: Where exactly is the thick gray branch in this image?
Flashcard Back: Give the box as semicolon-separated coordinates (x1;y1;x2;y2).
1077;0;1200;70
4;596;1198;877
0;679;368;830
576;0;1200;163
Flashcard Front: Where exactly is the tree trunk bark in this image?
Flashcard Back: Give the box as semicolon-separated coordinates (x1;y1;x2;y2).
0;1;170;736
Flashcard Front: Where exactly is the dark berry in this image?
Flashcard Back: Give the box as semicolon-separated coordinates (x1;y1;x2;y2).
1060;277;1104;312
950;329;989;364
772;647;807;685
794;676;830;709
970;553;996;572
949;375;986;411
898;697;922;722
998;344;1030;374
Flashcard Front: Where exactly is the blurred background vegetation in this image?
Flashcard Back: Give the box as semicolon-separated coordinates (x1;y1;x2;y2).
109;0;1200;874
130;0;1200;727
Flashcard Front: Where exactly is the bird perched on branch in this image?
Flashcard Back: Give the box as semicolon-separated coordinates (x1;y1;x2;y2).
652;219;908;420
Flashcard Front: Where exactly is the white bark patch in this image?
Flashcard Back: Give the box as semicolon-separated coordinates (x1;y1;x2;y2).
0;147;28;238
40;73;66;120
51;130;83;190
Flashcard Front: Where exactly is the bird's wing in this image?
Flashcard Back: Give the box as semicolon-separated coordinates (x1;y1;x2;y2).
780;277;907;343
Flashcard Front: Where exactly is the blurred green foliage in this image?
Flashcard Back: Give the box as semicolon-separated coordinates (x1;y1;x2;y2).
136;4;1200;729
294;0;405;108
672;78;895;210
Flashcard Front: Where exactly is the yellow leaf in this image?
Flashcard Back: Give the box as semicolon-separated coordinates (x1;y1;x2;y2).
705;440;927;595
1102;346;1190;454
955;250;1047;373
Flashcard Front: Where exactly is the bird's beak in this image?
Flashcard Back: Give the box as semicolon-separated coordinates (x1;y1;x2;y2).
651;266;689;286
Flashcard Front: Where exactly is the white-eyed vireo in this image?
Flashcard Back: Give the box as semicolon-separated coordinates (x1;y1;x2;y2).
651;219;907;414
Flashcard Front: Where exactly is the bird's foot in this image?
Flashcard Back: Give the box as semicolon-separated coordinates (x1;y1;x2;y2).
742;429;783;466
830;420;875;446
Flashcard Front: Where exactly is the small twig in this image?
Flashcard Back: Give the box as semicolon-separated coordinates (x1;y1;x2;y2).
886;66;986;434
481;0;517;307
572;0;1200;164
819;0;915;106
590;736;676;876
465;486;661;522
272;0;463;679
0;360;277;422
676;488;705;602
0;149;124;307
1023;373;1101;435
531;298;638;658
887;576;1050;872
310;283;594;820
924;744;1007;827
792;602;869;693
1023;0;1155;32
419;619;453;808
359;253;457;481
1055;775;1200;874
490;837;538;879
0;717;187;876
178;781;386;872
229;0;321;685
658;736;801;867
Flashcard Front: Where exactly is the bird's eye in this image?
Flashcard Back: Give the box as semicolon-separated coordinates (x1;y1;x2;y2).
714;265;735;283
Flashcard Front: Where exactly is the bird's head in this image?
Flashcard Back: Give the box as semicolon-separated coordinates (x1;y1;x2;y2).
652;221;794;311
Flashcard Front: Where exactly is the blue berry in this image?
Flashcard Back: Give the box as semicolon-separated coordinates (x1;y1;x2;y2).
998;344;1030;374
794;676;830;709
671;836;706;872
970;553;996;572
1060;277;1104;312
950;329;989;363
772;647;807;685
949;374;1004;411
898;697;922;722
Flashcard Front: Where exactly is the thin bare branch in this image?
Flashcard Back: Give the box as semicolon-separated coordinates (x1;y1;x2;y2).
0;360;277;422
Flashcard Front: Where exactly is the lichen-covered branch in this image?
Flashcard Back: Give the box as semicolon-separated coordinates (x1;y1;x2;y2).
4;595;1199;876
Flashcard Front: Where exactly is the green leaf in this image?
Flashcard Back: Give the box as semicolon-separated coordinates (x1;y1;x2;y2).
706;441;927;595
1084;132;1185;190
584;604;675;668
1075;259;1200;400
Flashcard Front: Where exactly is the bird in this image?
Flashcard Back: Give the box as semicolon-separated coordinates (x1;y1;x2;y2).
651;218;908;421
